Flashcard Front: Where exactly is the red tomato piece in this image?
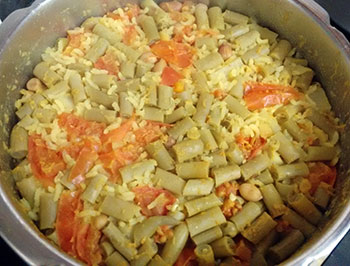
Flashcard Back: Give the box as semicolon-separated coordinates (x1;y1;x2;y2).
126;4;140;20
74;221;102;266
133;186;176;216
123;25;138;45
64;33;86;55
151;40;193;68
56;191;82;254
68;140;99;185
99;119;165;183
243;82;301;111
28;134;66;188
56;191;102;266
173;25;193;43
236;133;266;160
174;246;197;266
133;121;165;146
235;239;253;263
161;66;183;86
101;117;135;149
58;113;105;141
99;144;140;183
307;162;337;194
94;50;119;76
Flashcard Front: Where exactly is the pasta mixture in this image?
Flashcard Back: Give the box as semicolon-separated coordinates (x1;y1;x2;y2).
9;0;341;265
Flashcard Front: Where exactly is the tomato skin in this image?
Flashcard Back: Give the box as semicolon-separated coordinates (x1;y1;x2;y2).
56;191;102;266
28;134;66;187
161;66;183;86
56;191;82;254
307;162;337;194
68;140;99;185
243;82;301;110
133;186;176;216
74;221;102;266
151;40;192;68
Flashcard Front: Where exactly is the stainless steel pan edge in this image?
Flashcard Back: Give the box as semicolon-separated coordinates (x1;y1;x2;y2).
0;1;349;266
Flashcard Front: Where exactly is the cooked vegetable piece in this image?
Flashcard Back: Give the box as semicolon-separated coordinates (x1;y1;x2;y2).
146;141;174;170
244;83;300;110
183;178;214;196
161;223;189;265
154;168;185;195
268;229;305;263
173;139;204;163
195;244;215;266
241;212;277;244
175;161;210;178
231;201;264;231
192;226;223;246
186;206;226;237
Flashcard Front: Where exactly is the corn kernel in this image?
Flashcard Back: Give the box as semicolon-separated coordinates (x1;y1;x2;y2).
160;32;170;41
174;81;184;93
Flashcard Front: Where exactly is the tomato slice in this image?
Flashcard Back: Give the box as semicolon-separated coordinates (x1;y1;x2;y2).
236;133;266;160
99;144;140;183
307;162;337;194
243;82;301;111
58;113;105;141
74;220;102;266
133;186;176;216
68;139;99;185
28;135;66;187
56;191;102;266
161;66;183;86
101;117;135;149
151;40;193;68
94;50;119;76
56;191;82;254
174;246;197;266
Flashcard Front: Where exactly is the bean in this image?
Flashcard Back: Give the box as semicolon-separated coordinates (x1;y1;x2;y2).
159;1;182;12
239;183;262;202
26;78;46;92
94;214;109;230
219;44;232;61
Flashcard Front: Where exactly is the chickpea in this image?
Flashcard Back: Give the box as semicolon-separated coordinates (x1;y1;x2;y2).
159;1;182;12
152;59;167;73
93;214;108;230
26;78;46;92
219;43;233;61
239;183;263;202
165;136;176;148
